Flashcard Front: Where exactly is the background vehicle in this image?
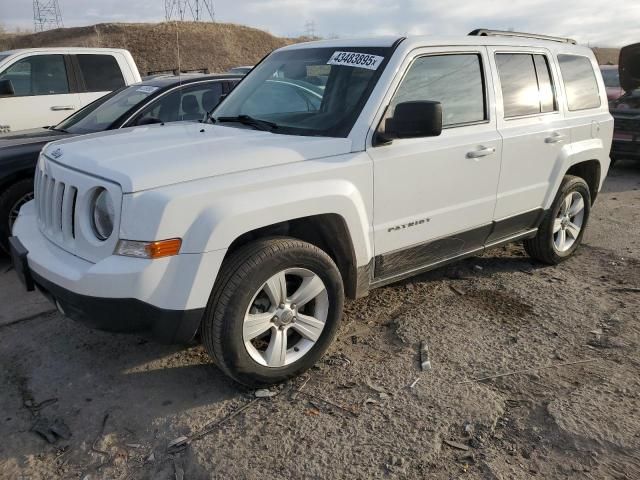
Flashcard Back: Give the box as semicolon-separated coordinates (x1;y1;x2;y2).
600;65;624;101
0;48;141;132
610;42;640;164
226;65;253;75
0;73;241;252
11;31;612;387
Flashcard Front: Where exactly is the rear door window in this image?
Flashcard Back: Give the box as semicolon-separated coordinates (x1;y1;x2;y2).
0;54;69;96
558;54;601;111
496;53;557;118
76;54;125;92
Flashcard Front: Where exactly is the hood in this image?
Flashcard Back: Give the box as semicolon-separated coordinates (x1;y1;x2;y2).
0;128;71;148
619;42;640;92
43;123;353;193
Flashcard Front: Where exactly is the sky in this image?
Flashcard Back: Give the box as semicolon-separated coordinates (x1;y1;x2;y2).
1;0;637;47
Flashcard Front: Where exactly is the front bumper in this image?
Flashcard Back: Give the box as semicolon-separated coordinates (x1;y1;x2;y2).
11;202;227;343
30;266;204;343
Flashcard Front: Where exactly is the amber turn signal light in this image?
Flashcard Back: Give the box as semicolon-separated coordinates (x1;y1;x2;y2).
115;238;182;259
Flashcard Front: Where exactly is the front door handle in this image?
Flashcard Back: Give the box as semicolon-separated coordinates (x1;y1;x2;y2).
545;132;566;143
51;105;76;111
466;146;496;159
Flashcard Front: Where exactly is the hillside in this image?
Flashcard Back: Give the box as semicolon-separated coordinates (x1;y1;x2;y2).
591;47;620;65
0;22;293;75
0;23;621;73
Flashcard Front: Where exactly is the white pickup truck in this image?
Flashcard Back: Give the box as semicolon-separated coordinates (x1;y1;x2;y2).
0;47;141;132
11;30;613;387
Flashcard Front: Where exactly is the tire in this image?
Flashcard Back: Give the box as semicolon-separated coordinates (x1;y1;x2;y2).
201;237;345;387
0;178;34;254
524;175;591;265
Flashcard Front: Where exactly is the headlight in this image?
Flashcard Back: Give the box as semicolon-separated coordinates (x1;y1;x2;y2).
91;188;114;240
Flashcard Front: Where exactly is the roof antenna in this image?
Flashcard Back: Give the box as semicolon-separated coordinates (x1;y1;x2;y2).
176;22;182;82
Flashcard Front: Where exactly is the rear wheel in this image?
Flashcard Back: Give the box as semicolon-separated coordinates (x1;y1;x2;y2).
0;178;34;254
201;238;344;387
524;175;591;265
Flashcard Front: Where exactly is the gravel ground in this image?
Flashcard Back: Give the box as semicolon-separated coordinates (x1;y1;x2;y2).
1;161;639;479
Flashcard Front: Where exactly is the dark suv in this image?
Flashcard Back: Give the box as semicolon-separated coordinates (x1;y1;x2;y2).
610;43;640;163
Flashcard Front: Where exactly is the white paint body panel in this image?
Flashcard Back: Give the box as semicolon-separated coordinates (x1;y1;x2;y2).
0;48;141;132
368;46;502;255
13;35;613;314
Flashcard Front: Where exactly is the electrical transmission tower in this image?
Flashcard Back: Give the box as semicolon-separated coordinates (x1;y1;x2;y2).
164;0;215;22
304;20;316;38
33;0;64;32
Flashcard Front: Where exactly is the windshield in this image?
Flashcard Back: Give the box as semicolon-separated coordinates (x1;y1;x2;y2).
601;68;620;88
213;46;393;137
56;84;160;134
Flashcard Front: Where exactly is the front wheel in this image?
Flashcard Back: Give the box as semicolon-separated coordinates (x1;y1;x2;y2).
201;238;345;387
524;175;591;265
0;178;34;254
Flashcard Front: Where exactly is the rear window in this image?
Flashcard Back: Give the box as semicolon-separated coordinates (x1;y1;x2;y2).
558;55;601;111
77;54;125;92
496;53;557;118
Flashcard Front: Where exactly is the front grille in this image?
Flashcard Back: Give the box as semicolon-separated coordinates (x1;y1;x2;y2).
35;166;78;241
34;154;122;263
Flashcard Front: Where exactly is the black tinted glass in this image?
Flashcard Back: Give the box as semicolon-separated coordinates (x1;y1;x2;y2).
77;54;125;92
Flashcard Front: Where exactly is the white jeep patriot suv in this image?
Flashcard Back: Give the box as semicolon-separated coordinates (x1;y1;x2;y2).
10;30;613;387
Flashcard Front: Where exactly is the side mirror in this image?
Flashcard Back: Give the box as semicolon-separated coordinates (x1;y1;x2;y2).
135;117;163;126
382;101;443;141
0;79;15;96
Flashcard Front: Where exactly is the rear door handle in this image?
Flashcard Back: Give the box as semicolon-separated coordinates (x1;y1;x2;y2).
466;146;496;159
51;105;76;111
545;133;566;143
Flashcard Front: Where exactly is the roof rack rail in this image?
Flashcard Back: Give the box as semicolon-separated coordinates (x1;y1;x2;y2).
468;29;577;45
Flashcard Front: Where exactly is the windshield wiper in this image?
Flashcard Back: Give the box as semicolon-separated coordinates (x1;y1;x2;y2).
215;115;278;132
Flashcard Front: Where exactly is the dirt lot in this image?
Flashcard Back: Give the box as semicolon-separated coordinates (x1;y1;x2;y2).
1;162;639;479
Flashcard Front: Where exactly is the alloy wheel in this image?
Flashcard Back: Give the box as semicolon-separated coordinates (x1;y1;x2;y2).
553;191;585;253
243;268;329;367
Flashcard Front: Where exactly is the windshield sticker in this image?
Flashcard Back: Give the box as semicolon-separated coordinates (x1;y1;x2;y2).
136;86;160;94
327;51;385;70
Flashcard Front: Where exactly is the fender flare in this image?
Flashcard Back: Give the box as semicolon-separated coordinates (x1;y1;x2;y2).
181;178;373;266
543;138;607;209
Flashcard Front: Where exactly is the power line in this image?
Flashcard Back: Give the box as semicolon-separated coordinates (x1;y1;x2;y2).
164;0;215;22
33;0;64;32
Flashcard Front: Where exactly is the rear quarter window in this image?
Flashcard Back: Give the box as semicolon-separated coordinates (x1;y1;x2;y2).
77;54;126;92
558;54;601;111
